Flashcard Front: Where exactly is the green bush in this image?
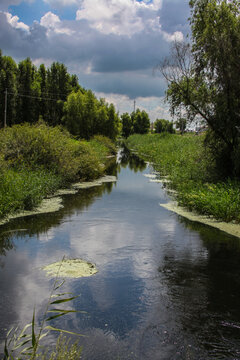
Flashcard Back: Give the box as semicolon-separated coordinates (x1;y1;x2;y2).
0;122;105;182
0;122;115;218
92;135;117;155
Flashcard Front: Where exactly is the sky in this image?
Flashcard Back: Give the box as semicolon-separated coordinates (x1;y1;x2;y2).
0;0;190;121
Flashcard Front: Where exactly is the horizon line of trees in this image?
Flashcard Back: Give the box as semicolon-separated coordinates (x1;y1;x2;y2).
0;49;186;141
0;50;161;140
0;50;121;140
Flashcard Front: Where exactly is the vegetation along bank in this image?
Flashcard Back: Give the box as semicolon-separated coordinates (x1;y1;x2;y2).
126;133;240;225
0;122;116;220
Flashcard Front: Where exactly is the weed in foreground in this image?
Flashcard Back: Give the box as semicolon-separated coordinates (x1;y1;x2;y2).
3;258;85;360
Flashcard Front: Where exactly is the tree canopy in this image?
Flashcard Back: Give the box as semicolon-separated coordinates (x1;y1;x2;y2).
0;52;120;140
161;0;240;176
154;119;175;134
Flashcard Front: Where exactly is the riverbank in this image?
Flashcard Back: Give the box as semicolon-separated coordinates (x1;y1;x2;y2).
0;122;116;221
125;133;240;225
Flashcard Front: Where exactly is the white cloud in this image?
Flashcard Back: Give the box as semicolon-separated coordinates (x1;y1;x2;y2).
162;30;184;42
40;11;60;27
95;92;172;121
4;12;30;32
0;0;189;100
76;0;162;36
40;11;74;35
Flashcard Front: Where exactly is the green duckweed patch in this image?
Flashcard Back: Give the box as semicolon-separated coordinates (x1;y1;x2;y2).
160;202;240;239
43;259;98;278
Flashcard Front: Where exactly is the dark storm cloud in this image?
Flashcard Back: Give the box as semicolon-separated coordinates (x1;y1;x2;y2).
77;69;166;99
160;0;190;35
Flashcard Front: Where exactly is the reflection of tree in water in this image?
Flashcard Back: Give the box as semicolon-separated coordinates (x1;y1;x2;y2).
159;218;240;359
0;183;115;256
119;146;146;173
0;146;146;259
0;232;15;268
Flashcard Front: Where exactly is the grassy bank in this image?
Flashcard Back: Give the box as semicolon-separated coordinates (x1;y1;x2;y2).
0;122;116;219
126;133;240;223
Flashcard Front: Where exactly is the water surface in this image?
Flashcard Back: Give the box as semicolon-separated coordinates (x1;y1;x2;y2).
0;148;240;359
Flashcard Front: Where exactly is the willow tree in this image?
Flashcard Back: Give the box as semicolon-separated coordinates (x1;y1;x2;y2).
161;0;240;176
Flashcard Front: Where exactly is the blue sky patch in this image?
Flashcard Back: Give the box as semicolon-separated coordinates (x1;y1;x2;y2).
9;0;77;25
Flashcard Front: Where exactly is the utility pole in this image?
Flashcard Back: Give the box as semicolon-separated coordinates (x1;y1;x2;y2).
134;99;136;113
4;88;7;128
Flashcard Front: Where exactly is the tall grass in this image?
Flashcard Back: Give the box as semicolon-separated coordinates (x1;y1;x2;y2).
126;133;240;223
0;122;116;219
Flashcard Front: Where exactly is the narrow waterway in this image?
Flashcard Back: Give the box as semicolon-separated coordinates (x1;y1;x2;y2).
0;148;240;359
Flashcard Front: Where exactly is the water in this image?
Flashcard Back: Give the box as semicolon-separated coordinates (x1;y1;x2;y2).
0;148;240;359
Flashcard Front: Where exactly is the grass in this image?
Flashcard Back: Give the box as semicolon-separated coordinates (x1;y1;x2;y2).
0;122;116;220
126;133;240;223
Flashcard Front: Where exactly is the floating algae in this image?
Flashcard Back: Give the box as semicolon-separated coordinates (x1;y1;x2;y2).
43;259;98;278
73;175;117;189
160;202;240;239
149;179;165;183
55;189;78;196
143;174;157;179
0;197;63;226
0;176;117;226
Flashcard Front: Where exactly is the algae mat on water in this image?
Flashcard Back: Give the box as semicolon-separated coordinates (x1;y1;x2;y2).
160;202;240;239
43;259;98;278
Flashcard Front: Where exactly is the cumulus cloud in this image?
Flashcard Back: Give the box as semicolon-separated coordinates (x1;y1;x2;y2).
40;11;74;35
0;0;189;105
76;0;162;36
4;11;30;32
95;93;171;121
162;30;184;42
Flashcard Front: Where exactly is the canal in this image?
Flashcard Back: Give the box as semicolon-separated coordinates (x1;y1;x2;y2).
0;148;240;359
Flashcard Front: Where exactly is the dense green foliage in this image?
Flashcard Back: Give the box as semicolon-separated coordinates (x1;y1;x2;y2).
121;109;150;137
162;0;240;177
0;50;119;139
121;112;132;138
63;91;120;140
0;122;116;218
126;134;240;223
154;119;175;134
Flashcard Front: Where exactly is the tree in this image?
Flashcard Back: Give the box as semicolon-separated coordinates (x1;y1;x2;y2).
63;90;120;140
121;112;133;138
45;62;72;126
0;55;18;127
175;118;187;135
160;0;240;177
132;109;150;134
17;58;40;124
154;118;175;134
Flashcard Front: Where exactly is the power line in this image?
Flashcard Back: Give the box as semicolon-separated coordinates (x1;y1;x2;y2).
7;91;65;102
3;89;68;127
